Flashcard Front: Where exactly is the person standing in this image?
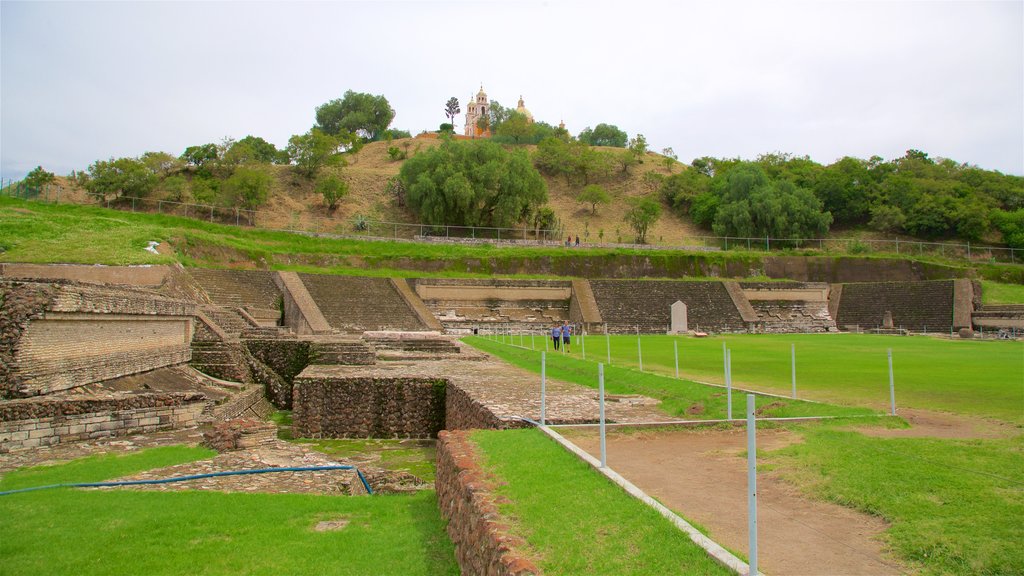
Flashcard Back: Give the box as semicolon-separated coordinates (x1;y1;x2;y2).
575;235;580;246
562;320;572;353
550;323;561;350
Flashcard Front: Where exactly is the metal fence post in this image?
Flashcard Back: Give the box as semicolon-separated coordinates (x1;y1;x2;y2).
606;326;611;365
636;326;643;372
541;352;546;426
674;340;679;379
888;348;896;416
727;349;733;420
791;343;797;399
747;394;758;576
599;363;606;468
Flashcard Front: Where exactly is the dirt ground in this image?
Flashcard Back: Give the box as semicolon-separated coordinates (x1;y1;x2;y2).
569;427;906;575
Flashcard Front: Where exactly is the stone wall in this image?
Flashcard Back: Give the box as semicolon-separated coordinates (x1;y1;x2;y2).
444;383;517;431
0;263;170;286
243;340;316;409
435;430;539;576
292;373;446;438
0;392;205;453
835;280;955;331
2;280;195;397
590;279;746;333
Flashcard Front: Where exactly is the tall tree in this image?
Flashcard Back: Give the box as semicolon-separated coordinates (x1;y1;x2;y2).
315;90;395;141
578;184;611;215
400;139;547;227
444;97;461;130
223;167;272;210
85;157;158;200
285;129;344;179
628;134;648;162
624;196;661;244
496;112;531;145
578;123;628;147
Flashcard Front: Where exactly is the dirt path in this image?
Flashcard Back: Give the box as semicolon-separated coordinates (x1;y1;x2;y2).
851;408;1020;439
570;428;907;576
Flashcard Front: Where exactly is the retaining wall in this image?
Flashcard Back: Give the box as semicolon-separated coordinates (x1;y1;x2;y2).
435;430;540;576
0;392;205;453
292;372;446;438
299;274;427;333
2;281;194;397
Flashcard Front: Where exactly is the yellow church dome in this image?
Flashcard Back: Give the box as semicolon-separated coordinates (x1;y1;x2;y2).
516;95;534;122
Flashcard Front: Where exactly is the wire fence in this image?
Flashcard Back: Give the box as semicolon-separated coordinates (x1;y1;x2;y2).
2;180;1021;263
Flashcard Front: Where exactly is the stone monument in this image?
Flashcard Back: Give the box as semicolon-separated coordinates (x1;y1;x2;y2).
669;300;688;334
882;310;894;329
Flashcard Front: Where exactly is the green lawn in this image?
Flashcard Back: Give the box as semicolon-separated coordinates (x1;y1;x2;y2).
769;426;1024;575
465;336;877;420
469;333;1024;423
473;428;734;575
0;447;458;576
981;280;1024;305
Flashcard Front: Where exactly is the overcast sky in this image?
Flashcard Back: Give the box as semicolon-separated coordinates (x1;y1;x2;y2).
2;0;1022;181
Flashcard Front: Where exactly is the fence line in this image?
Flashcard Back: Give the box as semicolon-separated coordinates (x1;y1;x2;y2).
1;179;1019;264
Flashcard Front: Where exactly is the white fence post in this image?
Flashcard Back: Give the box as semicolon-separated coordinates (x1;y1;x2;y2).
888;348;896;416
636;326;643;372
541;352;547;425
791;343;797;399
674;340;680;379
727;349;733;420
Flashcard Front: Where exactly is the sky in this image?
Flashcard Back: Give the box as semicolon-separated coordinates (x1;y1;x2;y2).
1;0;1022;182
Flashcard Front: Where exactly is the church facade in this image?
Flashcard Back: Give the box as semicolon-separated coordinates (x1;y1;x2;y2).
464;86;535;138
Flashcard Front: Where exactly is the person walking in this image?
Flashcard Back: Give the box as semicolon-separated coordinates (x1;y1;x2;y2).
562;320;572;353
550;323;561;350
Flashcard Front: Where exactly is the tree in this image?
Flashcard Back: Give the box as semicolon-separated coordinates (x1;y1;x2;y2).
315;90;396;141
615;149;640;173
223;167;272;210
140;152;181;174
660;169;710;215
85;157;158;200
316;174;349;212
578;123;628;147
661;147;678;172
488;101;510;133
285;128;344;179
444;97;461;130
382;128;412;140
180;143;219;167
23;166;56;192
624;196;661;244
628;134;648;162
231;136;282;164
710;163;832;239
813;156;873;224
495;112;531;145
868;204;906;233
578;184;611;215
399;139;547;227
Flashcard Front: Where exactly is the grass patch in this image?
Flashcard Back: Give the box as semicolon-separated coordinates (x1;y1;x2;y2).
464;336;876;420
0;448;457;575
0;489;457;576
472;428;734;575
981;280;1024;305
769;427;1024;575
291;438;438;483
0;446;215;491
468;333;1024;423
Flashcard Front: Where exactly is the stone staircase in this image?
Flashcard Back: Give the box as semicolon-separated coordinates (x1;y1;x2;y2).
972;304;1024;330
200;306;254;337
835;280;954;331
590;280;747;334
311;340;376;365
298;274;427;333
187;269;282;310
189;340;251;382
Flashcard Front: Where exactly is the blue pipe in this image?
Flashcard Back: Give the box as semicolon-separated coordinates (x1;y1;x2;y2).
0;465;373;496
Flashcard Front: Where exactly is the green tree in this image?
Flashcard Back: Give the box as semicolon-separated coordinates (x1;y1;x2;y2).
488;101;510;133
578;184;611;215
624;196;661;244
180;143;219;167
315;90;396;141
813;156;873;224
444;97;461;129
615;148;640;173
316;174;349;212
628;134;648;162
230;136;282;164
495;112;532;145
399;139;547;227
710;163;832;239
160;175;188;202
660;169;710;215
23;166;56;192
661;147;678;172
140;151;181;174
85;157;158;200
993;209;1024;248
578;123;628;147
285;129;344;179
382;128;411;140
223;167;272;210
868;204;906;233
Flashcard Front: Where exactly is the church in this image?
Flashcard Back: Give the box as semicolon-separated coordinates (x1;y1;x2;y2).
464;85;535;138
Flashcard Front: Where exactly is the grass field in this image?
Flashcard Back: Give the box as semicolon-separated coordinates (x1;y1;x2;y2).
0;447;458;576
981;280;1024;305
468;333;1024;423
770;425;1024;575
473;428;734;575
465;336;878;420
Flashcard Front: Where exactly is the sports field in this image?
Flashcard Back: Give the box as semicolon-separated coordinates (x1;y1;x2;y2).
475;332;1024;423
